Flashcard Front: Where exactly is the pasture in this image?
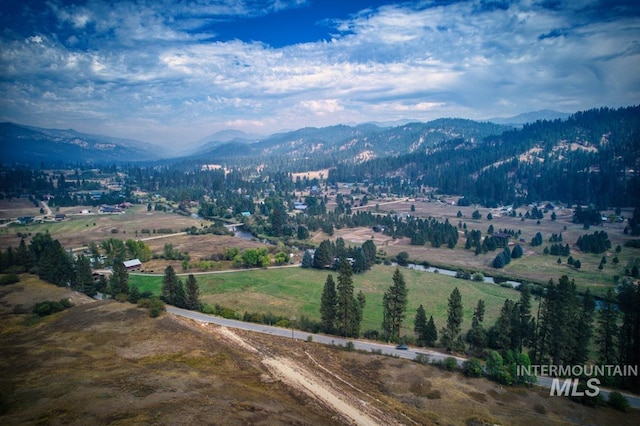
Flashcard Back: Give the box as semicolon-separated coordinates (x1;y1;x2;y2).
129;264;530;337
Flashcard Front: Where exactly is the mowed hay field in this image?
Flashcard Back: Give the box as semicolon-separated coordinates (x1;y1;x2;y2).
129;264;532;336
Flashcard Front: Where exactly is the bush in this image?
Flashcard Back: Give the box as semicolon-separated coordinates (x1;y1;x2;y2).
148;297;165;317
463;357;484;377
533;403;546;415
444;357;458;371
32;299;73;317
414;353;430;365
0;274;20;286
608;391;630;412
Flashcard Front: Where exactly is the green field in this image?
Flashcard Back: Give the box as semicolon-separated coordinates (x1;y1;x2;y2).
129;264;530;336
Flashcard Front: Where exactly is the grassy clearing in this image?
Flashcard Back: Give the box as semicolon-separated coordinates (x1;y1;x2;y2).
129;264;529;336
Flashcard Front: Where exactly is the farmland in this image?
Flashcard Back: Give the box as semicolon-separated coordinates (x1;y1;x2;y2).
129;264;531;336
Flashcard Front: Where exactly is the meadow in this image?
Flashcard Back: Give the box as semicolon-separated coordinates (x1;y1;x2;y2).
129;264;530;337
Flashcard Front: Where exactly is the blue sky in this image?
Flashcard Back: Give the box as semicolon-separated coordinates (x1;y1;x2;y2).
1;0;639;147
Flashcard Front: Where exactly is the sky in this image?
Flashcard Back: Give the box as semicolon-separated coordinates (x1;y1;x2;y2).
1;0;639;148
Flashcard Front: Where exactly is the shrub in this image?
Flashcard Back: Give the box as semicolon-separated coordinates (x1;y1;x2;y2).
463;357;484;377
472;272;485;282
608;391;630;412
0;274;20;286
32;299;73;317
414;353;430;365
444;357;458;371
148;297;165;317
533;403;546;415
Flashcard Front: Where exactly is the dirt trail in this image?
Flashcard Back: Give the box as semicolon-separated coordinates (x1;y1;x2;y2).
263;356;383;426
214;325;386;426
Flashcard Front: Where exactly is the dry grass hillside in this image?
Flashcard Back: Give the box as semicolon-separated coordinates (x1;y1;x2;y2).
1;275;638;425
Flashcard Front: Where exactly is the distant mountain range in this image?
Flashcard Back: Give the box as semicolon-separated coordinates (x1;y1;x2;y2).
0;122;166;165
0;108;612;166
486;109;570;126
188;119;508;162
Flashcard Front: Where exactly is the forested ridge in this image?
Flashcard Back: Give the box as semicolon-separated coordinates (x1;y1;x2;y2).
328;106;640;208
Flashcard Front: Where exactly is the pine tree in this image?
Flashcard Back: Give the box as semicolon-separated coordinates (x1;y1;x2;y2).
336;261;356;337
74;255;95;296
355;290;366;338
514;282;533;353
597;287;618;364
492;252;506;268
571;289;595;364
320;274;337;333
425;315;438;346
301;250;313;268
441;287;464;351
161;265;184;307
313;240;333;269
184;274;201;311
540;276;579;365
467;299;486;352
361;239;377;270
488;299;514;353
616;281;640;391
16;238;33;272
382;268;409;342
109;259;129;296
414;304;428;347
511;244;523;259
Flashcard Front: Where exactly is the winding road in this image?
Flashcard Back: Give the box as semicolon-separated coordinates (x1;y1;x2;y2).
167;306;640;410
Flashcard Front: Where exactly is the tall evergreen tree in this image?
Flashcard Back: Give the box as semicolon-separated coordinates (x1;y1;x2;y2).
467;299;486;352
313;240;333;269
355;290;366;338
336;260;359;337
597;287;618;365
382;268;409;342
184;274;201;311
441;287;464;351
571;288;595;364
74;255;95;296
320;274;337;333
488;299;514;353
414;304;428;347
160;265;185;307
109;259;129;296
514;283;533;353
301;250;313;268
361;239;377;269
16;238;34;272
617;281;640;391
425;315;438;347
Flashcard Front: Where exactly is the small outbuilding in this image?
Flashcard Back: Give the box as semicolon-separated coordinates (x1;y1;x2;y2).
123;259;142;271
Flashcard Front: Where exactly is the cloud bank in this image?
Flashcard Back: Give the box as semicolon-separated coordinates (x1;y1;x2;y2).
1;0;638;146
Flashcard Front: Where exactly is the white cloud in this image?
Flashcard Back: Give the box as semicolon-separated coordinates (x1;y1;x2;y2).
0;0;638;145
298;99;344;115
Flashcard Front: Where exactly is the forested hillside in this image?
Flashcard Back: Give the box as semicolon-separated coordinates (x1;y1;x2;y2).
328;106;640;208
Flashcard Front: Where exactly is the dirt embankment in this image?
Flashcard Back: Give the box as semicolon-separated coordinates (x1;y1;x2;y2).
2;276;639;426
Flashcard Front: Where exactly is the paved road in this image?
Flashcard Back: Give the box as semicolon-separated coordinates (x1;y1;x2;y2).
167;306;640;409
167;306;463;363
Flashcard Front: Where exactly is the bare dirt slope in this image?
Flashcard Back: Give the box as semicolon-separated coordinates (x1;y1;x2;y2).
1;276;639;425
